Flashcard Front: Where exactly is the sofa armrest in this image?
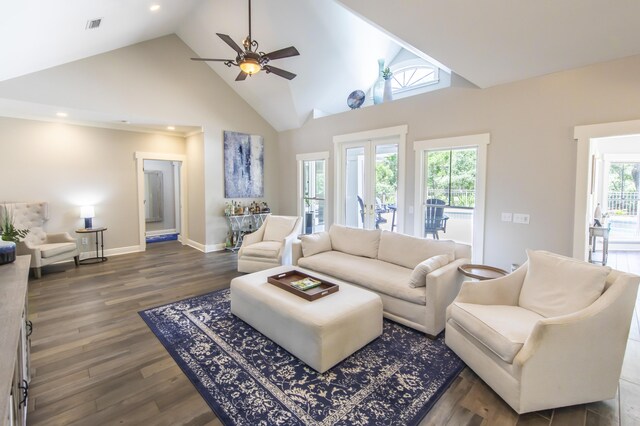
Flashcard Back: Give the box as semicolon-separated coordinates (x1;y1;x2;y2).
513;272;639;401
15;240;41;267
292;240;303;265
45;232;77;244
454;263;527;306
279;229;301;266
238;221;267;256
424;257;469;334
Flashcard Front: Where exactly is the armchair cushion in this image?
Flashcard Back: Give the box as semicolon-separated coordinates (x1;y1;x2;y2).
300;232;332;257
241;241;282;259
38;242;78;258
408;254;451;288
450;302;543;363
263;216;299;242
519;250;610;318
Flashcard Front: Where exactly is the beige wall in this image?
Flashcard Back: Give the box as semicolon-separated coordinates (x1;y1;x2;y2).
186;132;205;245
0;34;279;249
278;55;640;269
0;117;185;253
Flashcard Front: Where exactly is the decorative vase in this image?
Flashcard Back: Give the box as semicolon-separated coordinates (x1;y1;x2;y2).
373;59;385;105
0;240;16;265
383;79;393;102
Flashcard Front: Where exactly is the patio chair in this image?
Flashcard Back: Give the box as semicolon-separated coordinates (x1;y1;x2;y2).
424;198;449;239
357;196;387;229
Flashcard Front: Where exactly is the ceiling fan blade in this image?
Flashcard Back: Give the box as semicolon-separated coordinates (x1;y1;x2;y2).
236;71;248;81
217;33;244;55
190;57;232;62
264;46;300;61
264;65;296;80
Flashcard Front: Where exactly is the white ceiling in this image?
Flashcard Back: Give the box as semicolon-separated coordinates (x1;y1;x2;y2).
1;0;640;132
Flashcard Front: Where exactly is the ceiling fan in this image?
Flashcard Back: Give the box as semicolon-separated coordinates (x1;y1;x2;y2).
191;0;300;81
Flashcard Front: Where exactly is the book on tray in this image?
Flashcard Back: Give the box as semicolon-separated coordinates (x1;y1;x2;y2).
290;277;322;291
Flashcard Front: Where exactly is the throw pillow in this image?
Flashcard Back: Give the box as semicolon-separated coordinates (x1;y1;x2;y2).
518;249;610;318
300;232;332;257
408;254;451;288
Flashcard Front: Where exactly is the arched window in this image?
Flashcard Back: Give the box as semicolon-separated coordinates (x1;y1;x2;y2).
390;65;439;93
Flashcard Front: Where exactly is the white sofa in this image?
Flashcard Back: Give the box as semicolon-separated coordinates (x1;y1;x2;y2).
445;250;640;413
237;215;302;273
292;224;471;336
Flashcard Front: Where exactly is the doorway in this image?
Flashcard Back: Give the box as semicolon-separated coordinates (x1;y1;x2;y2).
135;152;187;251
143;159;181;243
334;125;407;233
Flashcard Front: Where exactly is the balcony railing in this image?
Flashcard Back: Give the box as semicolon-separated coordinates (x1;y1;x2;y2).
426;189;475;208
608;192;639;215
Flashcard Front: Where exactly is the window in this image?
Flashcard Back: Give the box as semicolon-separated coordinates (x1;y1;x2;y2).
297;152;329;234
425;148;477;208
391;65;439;93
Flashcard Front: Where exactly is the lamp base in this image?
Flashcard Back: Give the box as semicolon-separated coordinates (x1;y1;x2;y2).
84;218;93;229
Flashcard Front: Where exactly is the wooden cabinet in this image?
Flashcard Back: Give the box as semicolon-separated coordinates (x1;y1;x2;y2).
1;256;31;426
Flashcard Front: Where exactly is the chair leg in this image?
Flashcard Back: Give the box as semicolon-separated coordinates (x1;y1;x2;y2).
74;255;80;267
33;267;42;279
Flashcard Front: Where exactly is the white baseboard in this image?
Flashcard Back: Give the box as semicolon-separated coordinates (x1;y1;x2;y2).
79;245;143;259
145;229;178;237
185;240;226;253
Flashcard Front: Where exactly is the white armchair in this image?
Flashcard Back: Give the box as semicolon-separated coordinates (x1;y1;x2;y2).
3;202;79;278
445;250;640;414
237;215;302;273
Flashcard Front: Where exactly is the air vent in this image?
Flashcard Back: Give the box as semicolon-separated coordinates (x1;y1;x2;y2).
86;18;102;30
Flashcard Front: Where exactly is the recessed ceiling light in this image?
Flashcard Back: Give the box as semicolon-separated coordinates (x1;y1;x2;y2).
167;126;175;130
150;4;161;12
56;112;68;117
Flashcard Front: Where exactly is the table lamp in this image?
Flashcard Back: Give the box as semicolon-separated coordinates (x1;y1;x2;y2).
80;206;95;229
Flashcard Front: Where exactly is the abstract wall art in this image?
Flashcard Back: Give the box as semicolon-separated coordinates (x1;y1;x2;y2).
223;131;264;198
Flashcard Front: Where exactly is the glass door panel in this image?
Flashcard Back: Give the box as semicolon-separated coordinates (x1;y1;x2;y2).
374;143;399;231
344;146;367;228
424;147;477;243
302;159;326;234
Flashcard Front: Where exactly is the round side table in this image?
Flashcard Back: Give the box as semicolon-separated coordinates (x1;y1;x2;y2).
458;264;508;281
76;227;108;264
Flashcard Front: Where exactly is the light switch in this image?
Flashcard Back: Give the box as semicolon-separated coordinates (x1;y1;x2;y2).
501;212;512;222
513;213;530;224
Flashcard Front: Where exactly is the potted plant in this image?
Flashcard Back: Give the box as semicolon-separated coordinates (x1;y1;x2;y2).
0;206;29;264
382;67;393;102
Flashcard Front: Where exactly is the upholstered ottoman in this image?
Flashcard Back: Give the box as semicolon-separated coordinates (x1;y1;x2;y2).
230;265;383;373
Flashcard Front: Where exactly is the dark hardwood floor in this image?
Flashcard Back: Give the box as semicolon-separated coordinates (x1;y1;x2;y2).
26;244;640;425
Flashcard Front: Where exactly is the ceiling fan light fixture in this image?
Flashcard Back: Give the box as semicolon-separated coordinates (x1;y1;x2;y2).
239;58;261;75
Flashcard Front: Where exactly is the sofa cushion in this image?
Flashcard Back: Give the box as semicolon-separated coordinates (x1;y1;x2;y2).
449;302;544;363
298;251;425;305
300;232;332;257
38;242;77;258
263;216;298;242
329;224;381;259
408;254;451;288
377;231;456;268
241;241;282;259
519;250;610;318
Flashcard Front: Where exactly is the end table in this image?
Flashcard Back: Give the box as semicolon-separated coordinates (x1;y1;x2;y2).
76;227;108;264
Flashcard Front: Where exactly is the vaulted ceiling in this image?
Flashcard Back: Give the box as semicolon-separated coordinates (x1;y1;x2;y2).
1;0;640;132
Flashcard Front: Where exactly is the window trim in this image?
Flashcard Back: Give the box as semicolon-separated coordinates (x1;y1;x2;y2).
414;133;489;263
390;65;440;94
296;152;330;231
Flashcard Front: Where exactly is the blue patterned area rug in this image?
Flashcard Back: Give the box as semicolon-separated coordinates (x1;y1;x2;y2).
139;289;465;426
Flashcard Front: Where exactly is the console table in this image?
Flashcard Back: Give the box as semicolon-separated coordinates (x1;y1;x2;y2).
225;213;270;251
588;225;610;265
0;256;31;425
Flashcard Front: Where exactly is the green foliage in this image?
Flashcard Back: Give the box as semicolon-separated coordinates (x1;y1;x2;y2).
608;163;640;193
376;154;398;204
426;148;477;207
382;67;393;80
0;206;29;243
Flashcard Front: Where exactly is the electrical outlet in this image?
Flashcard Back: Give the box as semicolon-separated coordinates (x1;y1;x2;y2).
513;213;530;224
82;237;89;245
501;212;512;222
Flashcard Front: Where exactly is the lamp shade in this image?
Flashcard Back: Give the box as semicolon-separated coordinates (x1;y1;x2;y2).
80;206;95;219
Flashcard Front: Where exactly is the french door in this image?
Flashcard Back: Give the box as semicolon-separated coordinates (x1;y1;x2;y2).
339;138;400;231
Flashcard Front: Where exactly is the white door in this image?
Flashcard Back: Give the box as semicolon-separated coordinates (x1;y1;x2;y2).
339;139;400;231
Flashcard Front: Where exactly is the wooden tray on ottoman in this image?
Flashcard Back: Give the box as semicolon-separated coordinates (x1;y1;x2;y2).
267;270;339;301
